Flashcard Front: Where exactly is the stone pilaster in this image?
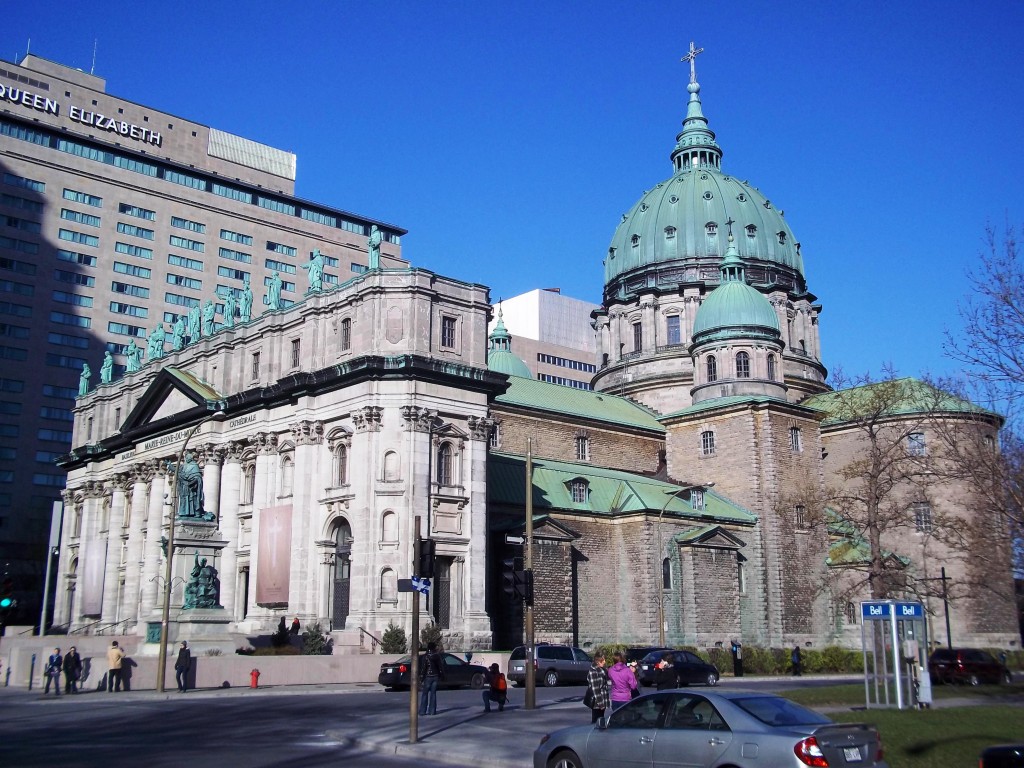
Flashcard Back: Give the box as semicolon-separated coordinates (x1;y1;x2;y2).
140;463;167;617
199;443;224;525
101;476;128;623
289;420;324;619
122;463;151;626
218;442;244;619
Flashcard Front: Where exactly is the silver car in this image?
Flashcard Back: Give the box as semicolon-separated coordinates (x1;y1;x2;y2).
534;690;887;768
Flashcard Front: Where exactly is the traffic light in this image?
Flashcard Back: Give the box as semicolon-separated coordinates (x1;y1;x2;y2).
501;559;533;604
418;538;436;579
0;575;14;612
522;569;534;607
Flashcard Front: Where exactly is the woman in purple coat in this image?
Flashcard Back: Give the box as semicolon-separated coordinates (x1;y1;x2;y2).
606;651;639;711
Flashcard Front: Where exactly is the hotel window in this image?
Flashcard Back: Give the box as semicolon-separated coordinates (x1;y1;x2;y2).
5;173;45;192
701;430;716;456
165;292;199;308
790;427;802;452
340;318;352;351
767;354;776;381
118;222;154;240
168;254;203;271
575;434;590;462
53;270;94;287
166;274;201;291
251;351;261;380
164;170;206;190
118;203;155;221
632;322;642;352
441;316;456;348
109;301;147;318
115;242;153;260
112;281;150;299
219;247;251;264
57;249;97;267
666;315;681;345
267;241;296;257
217;266;249;282
171;216;206;233
220;229;251;244
257;196;295;215
113;262;151;279
170;235;204;252
60;209;101;227
907;432;926;456
570;479;589;504
735;351;750;378
706;355;718;383
53;291;91;307
436;442;454;486
795;504;807;529
290;338;301;368
912;502;933;534
264;275;295;293
59;229;99;247
212;183;251;204
265;258;296;274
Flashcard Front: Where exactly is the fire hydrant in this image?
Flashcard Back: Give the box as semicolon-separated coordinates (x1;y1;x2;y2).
250;668;260;689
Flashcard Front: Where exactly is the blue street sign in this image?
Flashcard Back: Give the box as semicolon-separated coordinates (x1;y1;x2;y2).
412;577;431;594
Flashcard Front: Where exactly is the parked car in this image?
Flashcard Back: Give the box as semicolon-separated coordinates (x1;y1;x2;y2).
979;744;1024;768
377;652;488;690
637;649;720;687
534;690;888;768
508;643;592;687
928;648;1012;686
624;646;672;664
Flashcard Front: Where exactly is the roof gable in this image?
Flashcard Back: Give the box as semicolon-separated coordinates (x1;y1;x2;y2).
119;366;224;434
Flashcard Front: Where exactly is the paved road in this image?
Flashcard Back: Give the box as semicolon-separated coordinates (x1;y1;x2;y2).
0;676;865;768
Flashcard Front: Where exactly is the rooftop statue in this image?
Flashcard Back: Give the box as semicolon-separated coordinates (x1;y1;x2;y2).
147;323;166;361
367;225;382;270
223;290;237;328
240;278;254;322
125;339;142;372
300;248;325;292
187;304;201;343
201;299;216;336
265;271;283;311
78;363;91;396
171;315;186;351
183;551;222;610
100;351;113;384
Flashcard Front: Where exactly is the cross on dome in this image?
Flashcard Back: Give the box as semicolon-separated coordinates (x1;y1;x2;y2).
681;41;704;84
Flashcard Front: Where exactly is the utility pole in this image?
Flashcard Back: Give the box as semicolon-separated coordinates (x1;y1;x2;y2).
409;517;421;743
940;567;952;649
524;439;536;710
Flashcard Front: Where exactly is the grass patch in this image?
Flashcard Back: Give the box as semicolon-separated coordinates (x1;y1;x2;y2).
830;706;1023;768
781;681;1024;708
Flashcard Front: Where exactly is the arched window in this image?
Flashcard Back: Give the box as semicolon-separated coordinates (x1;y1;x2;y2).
767;354;776;381
570;478;589;503
383;450;400;481
846;602;858;625
280;453;294;497
790;427;802;452
380;567;397;601
241;463;256;504
662;557;672;589
706;355;718;383
701;430;716;456
794;504;807;529
381;511;398;543
735;351;750;378
436;442;454;486
334;444;348;486
575;434;590;462
340;318;352;351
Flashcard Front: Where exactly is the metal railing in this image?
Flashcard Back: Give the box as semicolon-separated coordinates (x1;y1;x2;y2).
69;618;132;636
358;626;383;653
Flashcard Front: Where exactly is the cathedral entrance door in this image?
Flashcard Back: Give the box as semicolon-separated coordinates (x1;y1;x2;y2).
331;521;352;630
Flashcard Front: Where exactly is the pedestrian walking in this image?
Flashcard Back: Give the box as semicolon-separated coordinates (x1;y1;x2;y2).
482;662;507;712
653;653;678;690
106;640;125;692
791;645;802;677
584;652;611;724
418;642;446;715
44;647;63;695
175;641;192;692
63;646;82;694
607;651;638;711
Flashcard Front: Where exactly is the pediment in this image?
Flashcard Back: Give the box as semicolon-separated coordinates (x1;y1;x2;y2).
674;525;746;551
120;367;224;435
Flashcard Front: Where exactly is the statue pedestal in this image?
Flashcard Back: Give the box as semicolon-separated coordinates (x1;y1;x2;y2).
139;608;236;656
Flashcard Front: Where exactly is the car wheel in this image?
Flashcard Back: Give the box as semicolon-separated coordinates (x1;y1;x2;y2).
470;672;485;689
706;672;719;687
544;669;559;687
547;749;583;768
968;673;980;686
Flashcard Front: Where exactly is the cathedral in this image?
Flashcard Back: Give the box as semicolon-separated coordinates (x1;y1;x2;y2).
55;52;1018;654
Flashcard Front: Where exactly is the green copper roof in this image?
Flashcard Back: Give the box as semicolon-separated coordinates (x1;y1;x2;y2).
802;378;1000;427
488;452;755;524
691;233;781;341
659;394;788;421
495;376;665;433
487;307;533;378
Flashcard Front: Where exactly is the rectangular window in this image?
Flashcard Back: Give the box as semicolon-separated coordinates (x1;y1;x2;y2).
169;235;204;252
666;315;681;346
118;203;156;221
107;321;146;338
211;183;252;204
35;450;64;464
109;301;148;318
0;401;21;415
171;216;206;233
163;169;206;190
56;249;97;267
291;338;300;368
267;241;296;257
0;235;39;255
52;291;92;307
1;279;34;296
111;281;150;298
113;261;151;278
0;323;28;339
220;229;252;245
691;489;705;511
341;318;352;351
4;172;45;192
0;256;36;276
59;228;99;247
251;351;261;380
63;188;102;207
0;377;24;393
217;266;249;281
790;427;802;452
257;196;295;215
0;344;27;361
1;192;43;213
2;214;41;233
117;222;154;240
795;504;807;529
633;322;643;352
165;292;199;308
219;247;251;264
50;311;90;328
43;384;78;399
701;430;716;456
60;208;101;227
351;263;369;274
115;241;153;260
265;258;296;274
913;502;933;533
38;428;73;443
45;353;88;370
0;301;32;318
0;424;20;437
907;432;926;457
167;253;203;271
441;316;457;348
166;273;202;290
53;269;94;287
264;275;294;293
40;406;74;421
341;220;366;236
47;332;89;349
323;255;339;267
300;208;337;227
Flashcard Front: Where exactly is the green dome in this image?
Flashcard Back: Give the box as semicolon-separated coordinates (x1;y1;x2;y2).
487;309;532;378
691;234;781;342
604;77;803;298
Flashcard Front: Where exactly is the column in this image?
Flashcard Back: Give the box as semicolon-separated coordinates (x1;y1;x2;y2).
53;489;78;628
122;465;150;626
289;419;324;619
200;443;223;523
101;477;127;623
139;462;167;617
250;431;279;618
218;442;243;618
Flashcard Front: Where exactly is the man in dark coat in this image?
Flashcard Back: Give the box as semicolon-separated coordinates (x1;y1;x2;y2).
44;647;62;695
175;641;192;692
418;642;446;716
63;646;82;694
653;653;678;690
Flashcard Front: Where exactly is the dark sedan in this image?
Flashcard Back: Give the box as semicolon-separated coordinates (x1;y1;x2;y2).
638;649;720;687
929;648;1012;686
377;652;488;690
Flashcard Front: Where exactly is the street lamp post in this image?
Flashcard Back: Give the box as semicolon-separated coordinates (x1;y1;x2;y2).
657;482;714;647
155;409;225;693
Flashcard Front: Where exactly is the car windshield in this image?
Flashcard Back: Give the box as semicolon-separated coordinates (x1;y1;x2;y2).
640;651;668;665
732;696;832;727
509;647;526;660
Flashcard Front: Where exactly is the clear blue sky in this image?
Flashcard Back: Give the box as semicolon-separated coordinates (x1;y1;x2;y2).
6;1;1023;382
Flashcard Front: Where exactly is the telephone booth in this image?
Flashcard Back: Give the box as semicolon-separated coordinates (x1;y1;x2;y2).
860;600;931;709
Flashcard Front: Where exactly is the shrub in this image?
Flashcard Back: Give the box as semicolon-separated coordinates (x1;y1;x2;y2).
302;622;330;655
235;646;255;656
381;622;408;654
270;619;290;648
419;622;443;651
204;648;223;657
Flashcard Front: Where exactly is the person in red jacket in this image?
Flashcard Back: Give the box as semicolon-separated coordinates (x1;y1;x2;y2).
482;663;507;712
